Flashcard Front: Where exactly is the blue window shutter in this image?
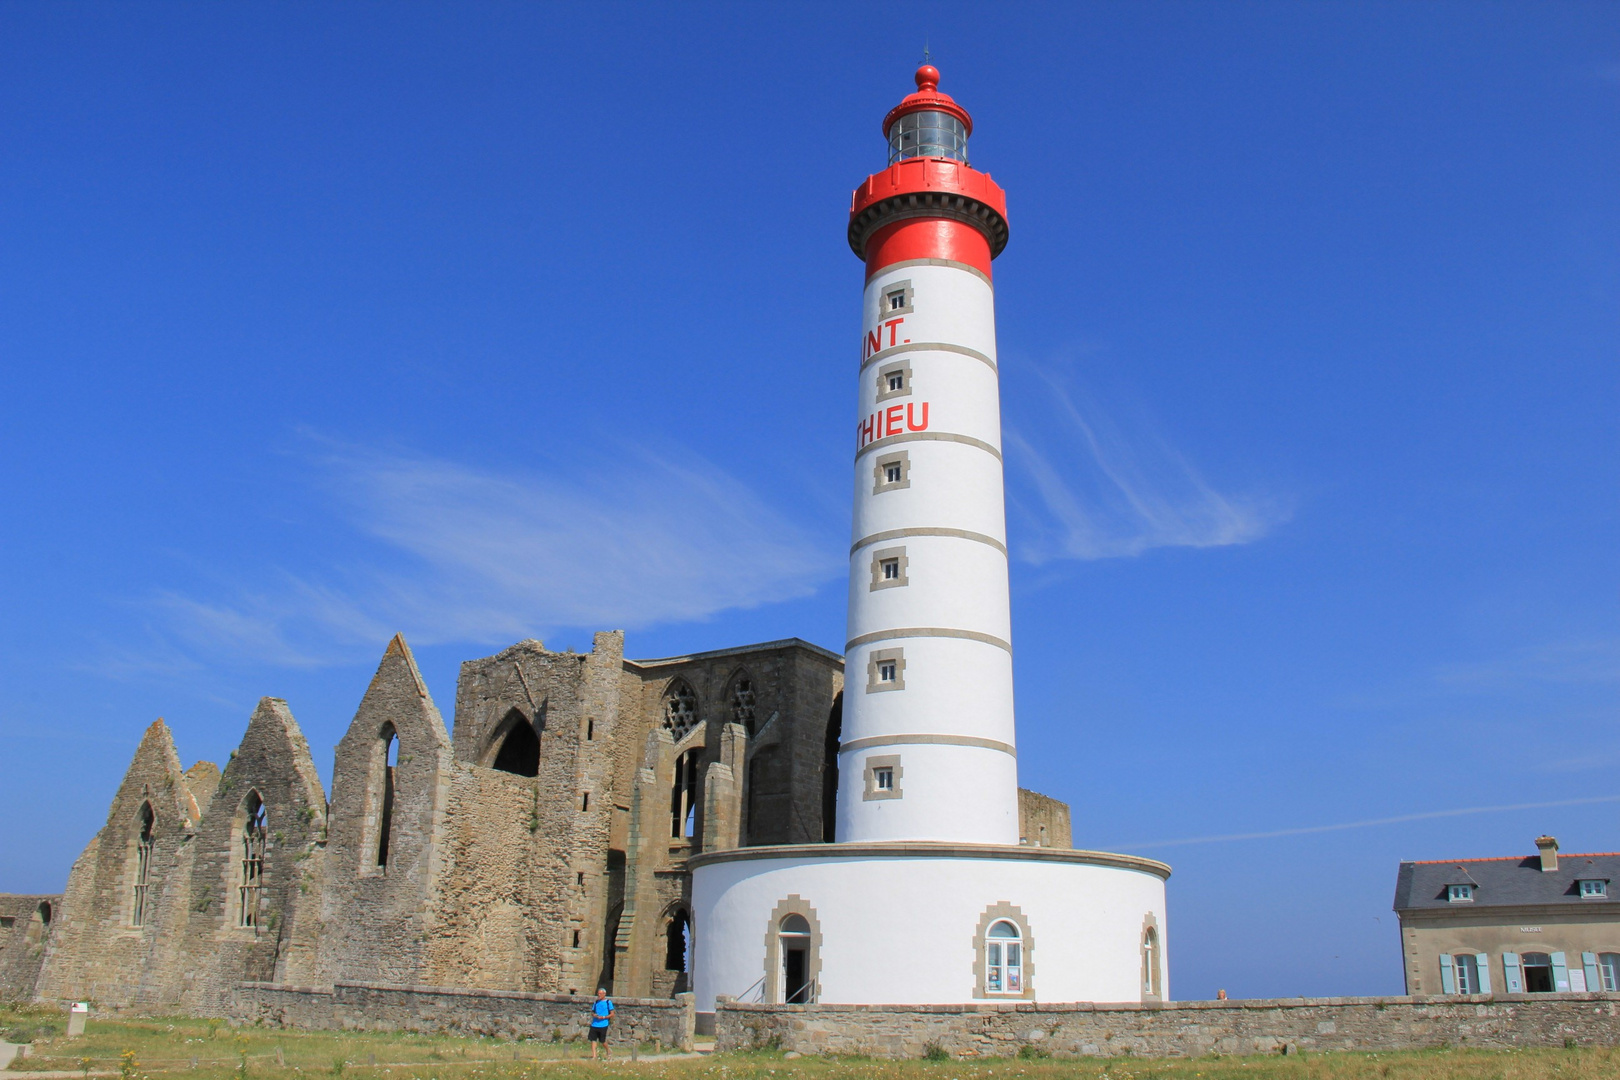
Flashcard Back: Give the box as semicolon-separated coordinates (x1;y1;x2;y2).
1439;953;1456;994
1503;952;1522;993
1552;951;1570;991
1475;953;1492;994
1582;952;1601;992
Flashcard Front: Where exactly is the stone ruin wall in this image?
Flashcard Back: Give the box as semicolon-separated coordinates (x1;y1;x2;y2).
233;981;696;1050
16;630;874;1016
1017;788;1072;849
0;894;58;1001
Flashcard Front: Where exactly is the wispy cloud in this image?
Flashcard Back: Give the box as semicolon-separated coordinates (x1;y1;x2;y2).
1435;639;1620;691
145;438;838;667
1119;794;1620;851
1005;365;1287;563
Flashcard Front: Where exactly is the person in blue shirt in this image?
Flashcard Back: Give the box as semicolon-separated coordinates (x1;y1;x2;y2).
588;987;615;1059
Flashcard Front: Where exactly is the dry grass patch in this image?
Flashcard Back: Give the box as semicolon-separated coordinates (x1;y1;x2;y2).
2;1007;1616;1080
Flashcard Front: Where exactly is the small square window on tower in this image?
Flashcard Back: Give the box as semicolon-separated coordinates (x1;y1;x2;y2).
869;546;909;591
866;648;905;692
876;360;912;402
863;754;903;800
873;451;910;494
881;279;914;316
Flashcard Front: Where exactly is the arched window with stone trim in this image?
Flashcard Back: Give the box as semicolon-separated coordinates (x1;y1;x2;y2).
132;801;155;927
763;897;822;1005
1142;925;1161;998
727;672;757;734
663;679;699;740
973;902;1034;999
488;707;541;777
374;723;399;867
236;791;267;930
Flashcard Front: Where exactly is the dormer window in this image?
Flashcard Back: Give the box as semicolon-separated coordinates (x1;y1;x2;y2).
1580;879;1608;898
1447;884;1474;903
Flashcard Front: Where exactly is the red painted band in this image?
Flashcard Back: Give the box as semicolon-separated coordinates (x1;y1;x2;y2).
864;218;993;281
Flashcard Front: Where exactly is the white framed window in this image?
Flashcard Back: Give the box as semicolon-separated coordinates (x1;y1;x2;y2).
876;360;912;402
869;546;908;591
862;754;902;800
880;280;914;316
1452;952;1479;994
1447;883;1474;902
873;451;910;493
986;920;1023;995
1579;878;1607;898
866;648;905;692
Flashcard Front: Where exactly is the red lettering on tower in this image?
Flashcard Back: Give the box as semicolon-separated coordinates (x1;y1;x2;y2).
856;402;931;451
885;405;904;437
862;317;909;361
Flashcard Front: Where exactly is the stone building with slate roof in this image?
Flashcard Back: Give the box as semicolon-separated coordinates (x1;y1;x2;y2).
1394;835;1620;996
3;632;1070;1010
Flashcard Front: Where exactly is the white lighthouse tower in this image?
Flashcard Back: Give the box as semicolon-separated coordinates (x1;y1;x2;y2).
691;65;1170;1017
840;63;1018;846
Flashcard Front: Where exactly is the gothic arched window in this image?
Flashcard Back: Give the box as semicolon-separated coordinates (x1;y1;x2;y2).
490;709;541;777
132;802;155;927
663;681;699;740
237;792;267;929
729;675;757;733
375;724;399;867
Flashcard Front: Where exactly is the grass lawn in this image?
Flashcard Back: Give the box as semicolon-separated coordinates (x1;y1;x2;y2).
3;1006;1616;1080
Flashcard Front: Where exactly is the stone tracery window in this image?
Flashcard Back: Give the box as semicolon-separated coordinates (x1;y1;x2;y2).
730;676;756;733
132;802;155;927
663;680;699;739
237;792;267;930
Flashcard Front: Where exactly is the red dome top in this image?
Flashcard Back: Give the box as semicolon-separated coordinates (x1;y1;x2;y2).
882;64;973;139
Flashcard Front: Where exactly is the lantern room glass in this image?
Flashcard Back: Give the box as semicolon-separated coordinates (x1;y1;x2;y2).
889;110;969;165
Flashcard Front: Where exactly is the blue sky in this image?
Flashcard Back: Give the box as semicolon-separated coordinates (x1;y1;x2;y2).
1;2;1616;1000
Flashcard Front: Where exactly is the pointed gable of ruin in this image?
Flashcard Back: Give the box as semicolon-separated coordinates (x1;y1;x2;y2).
317;634;453;986
177;697;328;1011
34;719;201;1007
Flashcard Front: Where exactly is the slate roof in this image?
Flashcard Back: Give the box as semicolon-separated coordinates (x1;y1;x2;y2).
1394;851;1620;912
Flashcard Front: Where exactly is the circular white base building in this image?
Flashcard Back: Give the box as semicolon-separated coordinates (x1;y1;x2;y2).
692;844;1169;1009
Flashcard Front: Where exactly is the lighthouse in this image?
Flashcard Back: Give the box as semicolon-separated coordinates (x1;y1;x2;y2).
691;65;1170;1016
841;63;1017;846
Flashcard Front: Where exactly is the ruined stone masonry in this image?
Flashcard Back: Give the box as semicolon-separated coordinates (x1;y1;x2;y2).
1;631;1076;1012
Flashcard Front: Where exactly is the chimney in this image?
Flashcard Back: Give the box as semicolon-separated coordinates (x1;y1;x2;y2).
1535;835;1559;872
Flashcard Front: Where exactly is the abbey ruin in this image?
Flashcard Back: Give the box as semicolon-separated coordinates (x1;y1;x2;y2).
0;632;1070;1010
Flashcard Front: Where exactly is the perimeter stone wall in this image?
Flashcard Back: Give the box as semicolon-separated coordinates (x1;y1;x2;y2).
716;994;1620;1058
234;981;695;1049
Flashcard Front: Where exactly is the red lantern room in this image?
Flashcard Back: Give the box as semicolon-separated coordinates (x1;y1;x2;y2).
848;65;1010;281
